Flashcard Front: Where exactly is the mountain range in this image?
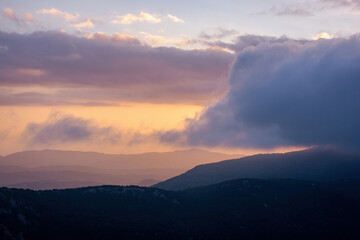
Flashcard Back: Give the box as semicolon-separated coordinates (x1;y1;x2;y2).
2;147;360;239
0;149;242;189
154;147;360;190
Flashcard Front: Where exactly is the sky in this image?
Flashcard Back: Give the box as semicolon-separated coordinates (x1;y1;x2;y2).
0;0;359;155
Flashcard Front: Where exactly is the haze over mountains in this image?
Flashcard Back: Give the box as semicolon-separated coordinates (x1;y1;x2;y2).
2;147;360;239
154;147;360;190
0;149;242;189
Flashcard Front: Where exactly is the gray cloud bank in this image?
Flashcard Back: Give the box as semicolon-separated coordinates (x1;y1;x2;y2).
0;31;233;105
160;35;360;150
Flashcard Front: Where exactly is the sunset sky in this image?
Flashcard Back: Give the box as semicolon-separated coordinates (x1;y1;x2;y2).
1;0;359;155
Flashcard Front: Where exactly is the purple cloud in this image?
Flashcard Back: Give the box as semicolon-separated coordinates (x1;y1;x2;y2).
0;31;233;105
160;35;360;151
0;89;117;106
0;8;34;25
24;113;121;145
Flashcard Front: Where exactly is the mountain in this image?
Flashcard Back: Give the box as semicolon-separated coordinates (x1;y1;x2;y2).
0;148;241;169
1;179;360;239
154;147;360;190
4;181;104;190
0;149;242;190
0;168;184;189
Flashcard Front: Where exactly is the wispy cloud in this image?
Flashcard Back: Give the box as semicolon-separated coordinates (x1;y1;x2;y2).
0;88;117;106
112;11;185;24
167;14;184;23
321;0;360;10
262;0;360;18
24;112;122;146
261;6;313;16
83;32;141;46
140;32;189;47
1;8;34;25
112;11;161;24
199;28;239;40
71;18;94;29
24;13;34;21
274;6;313;16
37;8;80;21
17;68;46;76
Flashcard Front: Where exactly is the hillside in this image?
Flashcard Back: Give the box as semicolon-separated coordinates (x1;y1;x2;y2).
154;147;360;190
0;149;241;189
1;179;360;239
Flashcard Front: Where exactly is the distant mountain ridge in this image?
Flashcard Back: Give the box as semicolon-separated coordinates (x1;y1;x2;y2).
0;149;242;189
0;148;241;169
154;147;360;190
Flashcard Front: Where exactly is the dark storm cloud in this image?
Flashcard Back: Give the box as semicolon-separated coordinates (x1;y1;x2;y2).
160;35;360;150
0;31;233;105
24;113;121;145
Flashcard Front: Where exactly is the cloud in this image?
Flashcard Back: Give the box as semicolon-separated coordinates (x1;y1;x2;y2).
321;0;360;10
167;14;184;23
112;12;185;24
0;31;233;105
199;28;239;40
139;32;189;47
24;112;121;145
205;46;235;54
262;6;313;16
159;35;360;151
17;68;46;76
112;11;161;24
37;8;80;21
2;8;21;24
83;32;141;45
263;0;360;17
313;32;333;40
207;35;297;54
0;89;117;106
24;13;34;21
1;8;34;25
37;8;98;29
71;18;94;29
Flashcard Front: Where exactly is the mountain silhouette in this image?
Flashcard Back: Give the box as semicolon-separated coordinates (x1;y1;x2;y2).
154;147;360;190
1;178;360;239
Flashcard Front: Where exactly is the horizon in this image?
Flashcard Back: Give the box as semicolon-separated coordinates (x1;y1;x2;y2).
0;146;309;158
1;1;359;156
0;147;243;157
